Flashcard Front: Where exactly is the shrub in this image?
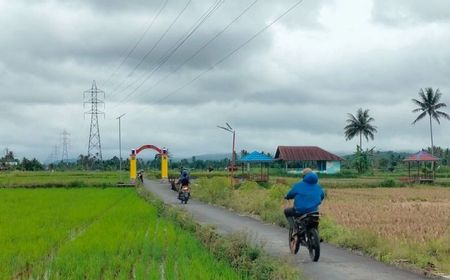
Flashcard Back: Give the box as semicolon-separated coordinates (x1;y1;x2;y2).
379;178;396;188
194;177;231;204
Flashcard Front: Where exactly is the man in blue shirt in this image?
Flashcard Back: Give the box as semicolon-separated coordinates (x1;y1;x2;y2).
284;168;325;230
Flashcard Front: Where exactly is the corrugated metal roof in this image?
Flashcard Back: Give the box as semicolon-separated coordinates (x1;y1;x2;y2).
274;146;343;161
239;151;274;163
403;150;439;162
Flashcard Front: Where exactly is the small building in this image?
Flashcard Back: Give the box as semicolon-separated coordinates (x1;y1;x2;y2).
239;151;274;182
403;150;439;183
274;146;343;174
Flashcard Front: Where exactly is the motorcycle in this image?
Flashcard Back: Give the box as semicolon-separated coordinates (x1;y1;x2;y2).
288;212;321;262
178;185;190;204
137;172;144;183
169;177;177;191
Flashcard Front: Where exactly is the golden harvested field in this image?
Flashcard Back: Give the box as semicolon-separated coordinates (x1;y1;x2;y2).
321;187;450;243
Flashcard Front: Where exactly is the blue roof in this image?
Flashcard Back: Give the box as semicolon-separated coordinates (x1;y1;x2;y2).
240;151;274;163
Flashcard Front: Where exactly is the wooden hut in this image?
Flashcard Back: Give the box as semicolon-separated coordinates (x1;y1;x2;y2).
403;150;439;183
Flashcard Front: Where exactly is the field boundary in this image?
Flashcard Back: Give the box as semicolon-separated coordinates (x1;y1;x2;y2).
0;182;118;188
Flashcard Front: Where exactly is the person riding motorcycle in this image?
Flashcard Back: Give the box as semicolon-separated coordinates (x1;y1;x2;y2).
177;170;190;197
284;168;325;232
137;170;144;183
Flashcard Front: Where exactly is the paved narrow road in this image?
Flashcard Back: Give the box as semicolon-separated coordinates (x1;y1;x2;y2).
144;180;432;280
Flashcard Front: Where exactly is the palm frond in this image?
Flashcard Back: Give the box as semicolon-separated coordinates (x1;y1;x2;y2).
412;111;427;124
432;88;442;104
433;103;447;110
425;88;434;105
411;98;425;108
418;88;427;103
431;111;441;124
437;111;450;120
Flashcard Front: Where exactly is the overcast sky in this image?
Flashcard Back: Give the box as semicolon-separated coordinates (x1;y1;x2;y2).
1;0;450;161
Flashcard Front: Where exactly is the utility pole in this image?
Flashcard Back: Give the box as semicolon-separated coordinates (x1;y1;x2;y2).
61;129;70;163
217;122;236;186
116;113;126;182
84;80;105;161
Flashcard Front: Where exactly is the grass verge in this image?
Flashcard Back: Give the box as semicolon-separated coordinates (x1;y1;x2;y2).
136;186;301;280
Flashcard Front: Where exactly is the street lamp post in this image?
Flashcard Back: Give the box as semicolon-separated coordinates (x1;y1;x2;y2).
116;113;126;183
217;123;236;186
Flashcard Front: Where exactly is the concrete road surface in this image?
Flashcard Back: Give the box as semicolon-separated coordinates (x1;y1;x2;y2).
144;180;435;280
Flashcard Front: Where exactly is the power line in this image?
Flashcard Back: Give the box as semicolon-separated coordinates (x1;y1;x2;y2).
113;0;224;106
109;0;193;99
123;0;259;104
103;0;168;88
153;0;305;104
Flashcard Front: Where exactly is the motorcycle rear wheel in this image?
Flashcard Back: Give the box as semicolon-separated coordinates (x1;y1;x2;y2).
289;228;300;254
307;228;320;262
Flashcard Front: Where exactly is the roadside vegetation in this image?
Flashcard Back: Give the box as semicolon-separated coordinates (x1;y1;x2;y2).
191;177;450;275
137;187;301;280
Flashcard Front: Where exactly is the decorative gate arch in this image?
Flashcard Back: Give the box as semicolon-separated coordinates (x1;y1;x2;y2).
130;145;168;182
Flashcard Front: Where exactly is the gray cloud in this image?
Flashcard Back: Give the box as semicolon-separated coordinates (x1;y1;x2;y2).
1;0;450;161
372;0;450;25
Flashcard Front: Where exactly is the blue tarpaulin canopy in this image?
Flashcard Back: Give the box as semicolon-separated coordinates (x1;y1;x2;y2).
239;151;272;182
239;151;274;163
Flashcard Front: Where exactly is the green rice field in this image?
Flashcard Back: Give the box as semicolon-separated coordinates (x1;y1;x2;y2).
0;171;123;187
0;188;246;279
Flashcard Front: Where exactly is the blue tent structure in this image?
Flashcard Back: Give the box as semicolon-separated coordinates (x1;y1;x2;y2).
240;151;274;163
239;151;274;182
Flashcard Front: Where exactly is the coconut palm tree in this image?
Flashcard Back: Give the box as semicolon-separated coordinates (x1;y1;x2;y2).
344;108;377;150
412;87;450;156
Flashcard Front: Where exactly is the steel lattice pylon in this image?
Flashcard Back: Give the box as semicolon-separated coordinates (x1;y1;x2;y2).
61;129;70;162
84;80;105;161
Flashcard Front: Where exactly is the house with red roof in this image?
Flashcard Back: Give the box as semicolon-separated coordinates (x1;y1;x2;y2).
274;146;343;174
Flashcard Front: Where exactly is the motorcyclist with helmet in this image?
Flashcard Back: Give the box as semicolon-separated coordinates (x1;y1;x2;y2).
177;169;190;198
284;168;325;232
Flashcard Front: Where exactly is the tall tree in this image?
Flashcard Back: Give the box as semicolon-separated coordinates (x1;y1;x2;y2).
344;108;377;149
412;88;450;156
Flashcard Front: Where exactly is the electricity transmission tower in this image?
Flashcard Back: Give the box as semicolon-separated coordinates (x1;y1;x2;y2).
61;129;70;162
84;80;105;161
47;144;58;164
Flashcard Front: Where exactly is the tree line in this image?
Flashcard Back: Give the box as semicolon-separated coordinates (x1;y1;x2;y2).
1;150;44;171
